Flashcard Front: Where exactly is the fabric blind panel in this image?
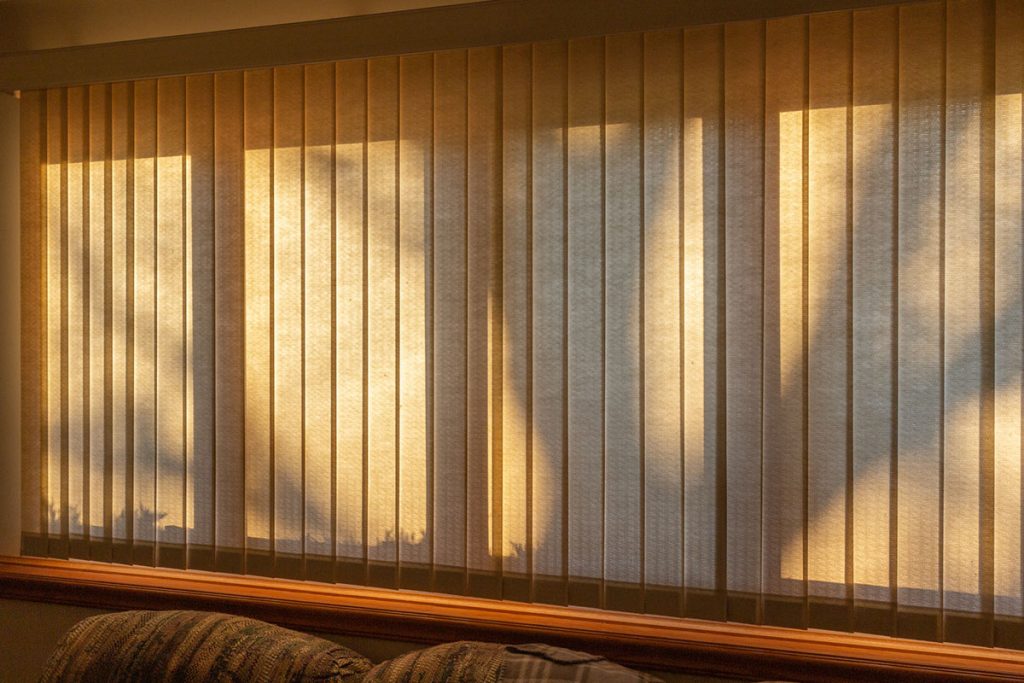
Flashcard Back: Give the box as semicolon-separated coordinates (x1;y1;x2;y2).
20;0;1024;649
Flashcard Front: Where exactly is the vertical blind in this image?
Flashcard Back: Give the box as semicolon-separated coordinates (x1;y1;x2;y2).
20;0;1024;648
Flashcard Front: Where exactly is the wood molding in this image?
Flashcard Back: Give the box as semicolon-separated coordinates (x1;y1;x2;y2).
1;556;1022;681
0;0;920;92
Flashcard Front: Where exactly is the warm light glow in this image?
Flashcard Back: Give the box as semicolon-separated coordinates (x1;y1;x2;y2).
682;113;715;592
397;130;428;566
994;89;1023;617
334;131;366;557
243;142;272;552
40;103;1024;607
365;127;398;560
776;107;805;594
27;6;1024;641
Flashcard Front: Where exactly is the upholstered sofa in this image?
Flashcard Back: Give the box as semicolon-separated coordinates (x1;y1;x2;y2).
40;610;661;682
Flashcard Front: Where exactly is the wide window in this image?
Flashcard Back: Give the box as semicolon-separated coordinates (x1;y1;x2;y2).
20;0;1024;650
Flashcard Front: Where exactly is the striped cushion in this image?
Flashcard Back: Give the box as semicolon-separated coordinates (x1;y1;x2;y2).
39;610;372;682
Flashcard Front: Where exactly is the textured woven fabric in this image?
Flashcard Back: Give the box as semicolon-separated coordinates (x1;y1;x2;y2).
358;641;505;683
38;610;372;682
356;641;660;683
501;643;661;682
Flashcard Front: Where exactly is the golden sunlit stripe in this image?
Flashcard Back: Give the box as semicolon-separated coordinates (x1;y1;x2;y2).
243;70;273;556
566;36;604;587
604;33;643;591
994;0;1023;622
682;25;720;595
851;7;897;607
87;84;107;540
943;0;987;619
641;29;682;590
185;73;216;559
806;13;850;601
466;46;500;576
45;88;63;538
133;80;158;550
155;77;186;559
366;56;398;567
303;63;335;559
110;83;130;542
433;49;470;580
896;3;943;611
764;15;806;600
530;41;566;585
67;85;85;540
501;43;530;573
334;59;366;560
397;53;430;572
272;66;304;564
214;71;246;561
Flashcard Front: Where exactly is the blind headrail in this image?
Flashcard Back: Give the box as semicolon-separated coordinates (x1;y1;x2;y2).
0;0;916;92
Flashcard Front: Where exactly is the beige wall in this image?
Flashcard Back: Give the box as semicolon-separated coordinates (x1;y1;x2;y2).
0;92;20;558
0;600;106;681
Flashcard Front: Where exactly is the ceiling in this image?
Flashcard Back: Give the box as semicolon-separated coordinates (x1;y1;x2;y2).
0;0;484;54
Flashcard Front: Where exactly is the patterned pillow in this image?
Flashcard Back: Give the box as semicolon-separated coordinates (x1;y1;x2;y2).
39;609;372;682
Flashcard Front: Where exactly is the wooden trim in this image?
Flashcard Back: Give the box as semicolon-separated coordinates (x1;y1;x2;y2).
0;0;923;92
1;556;1022;681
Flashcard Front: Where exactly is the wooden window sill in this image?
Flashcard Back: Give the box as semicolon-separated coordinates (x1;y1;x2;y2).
0;555;1021;681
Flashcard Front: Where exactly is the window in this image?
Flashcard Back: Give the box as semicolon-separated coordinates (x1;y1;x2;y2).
17;0;1024;662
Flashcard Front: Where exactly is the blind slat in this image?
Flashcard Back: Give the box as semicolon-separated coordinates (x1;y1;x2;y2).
530;40;567;601
681;25;723;615
807;12;851;620
213;71;246;571
500;43;530;590
303;63;335;566
994;0;1024;644
724;20;765;615
566;35;605;605
365;56;399;581
333;60;367;581
642;29;683;599
132;80;157;559
397;52;431;585
762;13;807;627
242;69;273;569
186;73;215;568
434;48;469;588
851;5;898;632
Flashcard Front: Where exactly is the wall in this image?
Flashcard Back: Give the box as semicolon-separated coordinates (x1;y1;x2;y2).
0;92;20;557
